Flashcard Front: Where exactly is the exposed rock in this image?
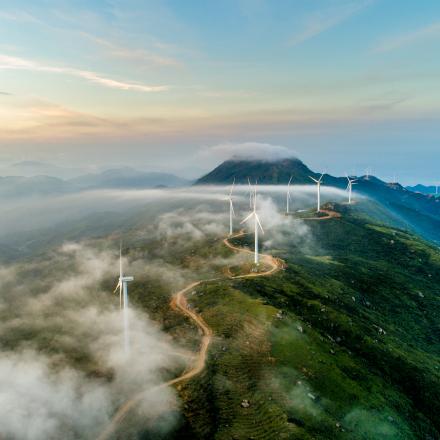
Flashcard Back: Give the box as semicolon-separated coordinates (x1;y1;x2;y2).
241;399;250;408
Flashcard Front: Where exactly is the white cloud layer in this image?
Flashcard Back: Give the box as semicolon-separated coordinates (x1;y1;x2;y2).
198;142;297;164
0;243;182;439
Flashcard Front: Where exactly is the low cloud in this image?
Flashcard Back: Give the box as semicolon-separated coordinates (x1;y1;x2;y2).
0;350;112;440
239;195;313;251
0;243;183;439
343;408;398;437
198;142;297;164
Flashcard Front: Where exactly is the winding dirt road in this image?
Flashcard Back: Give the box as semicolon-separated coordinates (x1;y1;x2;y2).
98;232;283;440
300;208;341;221
223;230;285;277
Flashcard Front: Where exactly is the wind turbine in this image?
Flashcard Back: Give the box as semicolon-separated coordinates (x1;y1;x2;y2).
225;178;235;236
365;167;371;180
286;175;293;214
346;175;357;204
309;174;324;213
114;244;134;354
241;184;264;265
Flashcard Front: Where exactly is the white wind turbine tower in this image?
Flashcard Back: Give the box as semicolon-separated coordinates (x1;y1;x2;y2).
286;175;293;214
226;178;235;236
241;184;264;265
309;174;324;213
346;175;358;204
114;244;134;355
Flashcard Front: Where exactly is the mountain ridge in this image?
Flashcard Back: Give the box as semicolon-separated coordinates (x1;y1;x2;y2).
196;157;440;244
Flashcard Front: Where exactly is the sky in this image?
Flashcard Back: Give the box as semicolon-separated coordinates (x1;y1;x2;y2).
0;0;439;183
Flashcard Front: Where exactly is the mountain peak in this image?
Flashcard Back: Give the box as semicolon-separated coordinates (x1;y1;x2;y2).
196;157;315;185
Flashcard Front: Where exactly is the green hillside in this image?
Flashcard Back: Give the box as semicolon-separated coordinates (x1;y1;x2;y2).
3;198;439;439
164;204;440;439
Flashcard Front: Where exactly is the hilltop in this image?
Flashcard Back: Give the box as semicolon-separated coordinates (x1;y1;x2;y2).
196;157;318;185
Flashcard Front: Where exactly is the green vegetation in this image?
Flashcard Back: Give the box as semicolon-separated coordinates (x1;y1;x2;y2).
3;200;439;439
167;204;440;439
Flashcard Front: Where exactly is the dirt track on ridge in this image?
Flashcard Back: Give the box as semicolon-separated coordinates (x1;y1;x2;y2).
98;231;283;439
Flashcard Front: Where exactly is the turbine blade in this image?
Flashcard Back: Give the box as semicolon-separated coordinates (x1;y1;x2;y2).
309;176;318;183
113;281;121;294
241;212;254;224
119;241;123;279
288;175;293;186
255;214;264;234
230;199;235;216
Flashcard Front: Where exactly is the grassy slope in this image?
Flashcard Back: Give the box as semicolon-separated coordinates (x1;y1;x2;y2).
171;204;440;440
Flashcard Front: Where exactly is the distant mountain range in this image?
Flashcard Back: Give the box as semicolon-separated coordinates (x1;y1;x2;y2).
406;184;439;196
196;157;440;243
0;160;88;179
69;167;189;189
0;175;73;198
0;166;190;198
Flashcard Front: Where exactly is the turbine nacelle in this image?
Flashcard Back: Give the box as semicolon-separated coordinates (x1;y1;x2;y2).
309;174;324;184
346;175;358;190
